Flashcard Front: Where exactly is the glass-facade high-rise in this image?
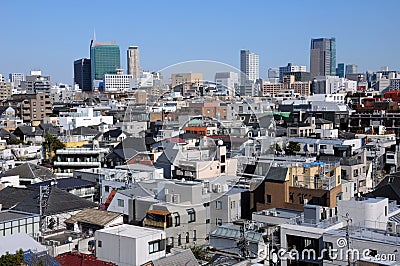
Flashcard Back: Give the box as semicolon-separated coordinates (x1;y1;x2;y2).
310;37;336;78
336;63;345;78
90;41;120;81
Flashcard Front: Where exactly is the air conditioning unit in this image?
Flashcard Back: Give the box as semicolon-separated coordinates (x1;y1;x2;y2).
387;221;398;234
303;199;308;205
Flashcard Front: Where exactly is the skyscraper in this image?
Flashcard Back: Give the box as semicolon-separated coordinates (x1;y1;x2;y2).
346;64;358;75
240;50;259;83
90;39;120;86
74;58;92;91
336;63;345;78
127;46;140;79
310;37;336;78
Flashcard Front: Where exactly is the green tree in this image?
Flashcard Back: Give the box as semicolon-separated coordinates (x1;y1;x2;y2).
0;249;24;265
43;133;65;162
6;138;22;145
190;244;209;261
285;141;300;155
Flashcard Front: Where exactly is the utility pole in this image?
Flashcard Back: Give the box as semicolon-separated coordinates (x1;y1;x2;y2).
235;220;249;259
39;185;50;234
343;213;352;266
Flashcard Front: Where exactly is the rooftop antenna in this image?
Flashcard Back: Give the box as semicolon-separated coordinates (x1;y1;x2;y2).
93;29;96;43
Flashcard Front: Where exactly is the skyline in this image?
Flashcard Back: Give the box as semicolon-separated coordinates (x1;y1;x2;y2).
1;0;400;83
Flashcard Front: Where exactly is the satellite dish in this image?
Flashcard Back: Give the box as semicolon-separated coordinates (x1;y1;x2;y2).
68;236;73;242
218;140;223;146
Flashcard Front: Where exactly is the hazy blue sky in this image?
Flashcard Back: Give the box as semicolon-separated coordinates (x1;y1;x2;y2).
1;0;399;83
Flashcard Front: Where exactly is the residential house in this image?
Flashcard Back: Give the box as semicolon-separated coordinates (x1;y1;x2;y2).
0;186;97;233
0;210;40;237
0;162;55;186
279;205;344;265
65;208;123;234
95;224;166;266
256;162;342;212
29;177;96;201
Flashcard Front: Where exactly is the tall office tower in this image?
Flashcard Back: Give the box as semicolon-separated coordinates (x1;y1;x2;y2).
310;37;336;78
240;50;259;83
74;58;92;91
268;68;279;79
90;38;120;88
127;46;140;79
278;63;306;82
346;64;358;75
336;63;345;78
9;73;24;87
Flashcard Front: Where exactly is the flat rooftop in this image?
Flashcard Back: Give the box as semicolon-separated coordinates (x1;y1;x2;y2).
0;210;38;223
325;226;400;246
97;224;164;238
253;208;302;219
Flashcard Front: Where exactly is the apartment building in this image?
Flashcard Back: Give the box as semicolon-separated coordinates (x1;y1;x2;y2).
7;93;52;123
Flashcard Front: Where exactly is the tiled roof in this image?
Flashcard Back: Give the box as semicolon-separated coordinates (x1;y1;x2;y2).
0;186;97;215
64;208;122;227
29;178;95;190
0;162;55;180
152;249;199;266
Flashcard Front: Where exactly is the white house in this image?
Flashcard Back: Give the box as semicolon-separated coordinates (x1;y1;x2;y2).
95;224;166;266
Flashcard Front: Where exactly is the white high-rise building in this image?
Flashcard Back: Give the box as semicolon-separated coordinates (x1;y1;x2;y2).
104;69;133;92
9;73;24;87
127;46;140;79
215;72;239;96
240;50;259;83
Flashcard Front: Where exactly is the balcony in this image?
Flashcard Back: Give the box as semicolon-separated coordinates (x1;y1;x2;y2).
144;210;172;229
53;161;101;167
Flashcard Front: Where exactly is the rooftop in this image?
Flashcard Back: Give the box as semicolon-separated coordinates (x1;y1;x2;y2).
0;210;39;223
64;209;122;227
96;224;164;239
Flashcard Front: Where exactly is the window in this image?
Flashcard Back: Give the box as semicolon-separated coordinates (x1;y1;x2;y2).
178;234;182;246
216;201;222;209
187;208;196;223
266;194;272;204
193;230;197;241
206;219;210;224
216;218;222;226
117;199;124;207
230;201;236;209
186;232;190;243
174;212;180;226
149;240;165;254
105;186;110;192
98;240;102;248
385;206;388;216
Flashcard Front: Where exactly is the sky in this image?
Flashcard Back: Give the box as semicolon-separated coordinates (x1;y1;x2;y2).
1;0;400;84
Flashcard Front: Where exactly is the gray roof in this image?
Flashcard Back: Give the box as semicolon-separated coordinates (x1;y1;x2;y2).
0;163;55;180
210;224;263;243
315;118;333;124
152;249;199;266
265;166;288;182
0;186;97;216
0;210;38;223
70;126;99;136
